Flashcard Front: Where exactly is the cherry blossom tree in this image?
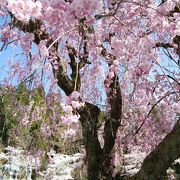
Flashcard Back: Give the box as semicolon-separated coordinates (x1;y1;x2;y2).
0;0;180;179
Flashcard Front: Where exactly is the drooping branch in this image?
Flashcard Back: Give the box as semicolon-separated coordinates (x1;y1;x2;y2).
10;14;74;95
130;119;180;180
135;91;179;134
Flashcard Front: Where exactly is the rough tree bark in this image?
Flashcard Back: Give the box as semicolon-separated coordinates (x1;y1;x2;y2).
129;119;180;180
78;75;122;180
78;102;103;179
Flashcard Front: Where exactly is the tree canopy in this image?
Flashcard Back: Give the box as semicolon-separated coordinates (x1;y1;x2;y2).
0;0;180;179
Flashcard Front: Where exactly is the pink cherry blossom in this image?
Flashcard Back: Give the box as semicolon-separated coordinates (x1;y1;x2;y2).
71;91;80;100
62;105;73;114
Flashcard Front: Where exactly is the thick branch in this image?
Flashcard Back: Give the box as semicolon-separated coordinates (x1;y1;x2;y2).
66;43;77;80
103;75;122;176
104;75;122;154
155;35;180;67
155;42;174;49
52;56;75;95
130;119;180;180
78;36;90;69
168;4;180;17
99;45;122;174
78;18;90;70
9;13;48;44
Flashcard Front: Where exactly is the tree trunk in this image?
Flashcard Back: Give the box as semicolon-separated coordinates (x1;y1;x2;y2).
79;102;104;180
79;75;122;180
129;119;180;180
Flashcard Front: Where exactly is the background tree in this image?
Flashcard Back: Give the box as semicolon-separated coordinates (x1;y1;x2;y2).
0;0;179;179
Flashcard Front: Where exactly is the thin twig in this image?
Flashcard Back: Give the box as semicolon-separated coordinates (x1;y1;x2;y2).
167;75;180;86
152;57;180;98
163;49;180;67
113;16;139;39
47;27;76;50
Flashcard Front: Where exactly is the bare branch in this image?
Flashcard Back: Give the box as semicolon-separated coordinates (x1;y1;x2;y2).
167;75;180;86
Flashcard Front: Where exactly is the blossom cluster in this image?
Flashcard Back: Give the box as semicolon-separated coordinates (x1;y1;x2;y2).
7;0;42;22
61;91;84;136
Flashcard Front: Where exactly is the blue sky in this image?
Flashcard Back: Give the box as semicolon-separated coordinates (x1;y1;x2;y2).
0;43;21;85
